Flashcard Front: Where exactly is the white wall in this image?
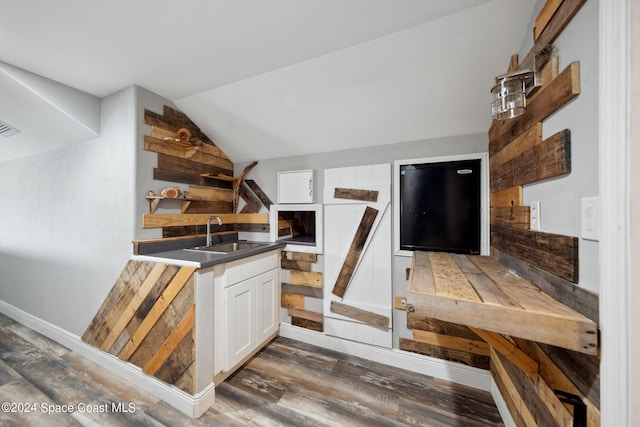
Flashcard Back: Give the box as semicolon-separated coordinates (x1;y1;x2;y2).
519;0;600;293
0;86;137;336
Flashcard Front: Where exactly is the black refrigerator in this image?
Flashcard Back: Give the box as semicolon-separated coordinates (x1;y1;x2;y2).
399;159;481;255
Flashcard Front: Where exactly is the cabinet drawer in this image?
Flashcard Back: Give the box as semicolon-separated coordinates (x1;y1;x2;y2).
215;250;279;287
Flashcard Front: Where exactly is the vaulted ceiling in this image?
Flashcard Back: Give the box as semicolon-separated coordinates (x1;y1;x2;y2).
0;0;535;163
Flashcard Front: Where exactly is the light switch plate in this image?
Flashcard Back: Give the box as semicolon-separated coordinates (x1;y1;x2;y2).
529;201;541;231
581;197;600;241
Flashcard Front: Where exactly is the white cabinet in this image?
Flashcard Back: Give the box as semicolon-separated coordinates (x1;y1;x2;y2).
224;268;279;370
213;251;280;375
278;169;314;203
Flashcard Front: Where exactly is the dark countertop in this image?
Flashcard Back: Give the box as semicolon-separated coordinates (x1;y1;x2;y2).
133;234;285;269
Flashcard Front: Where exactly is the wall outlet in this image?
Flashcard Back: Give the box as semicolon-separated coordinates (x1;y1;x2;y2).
581;197;600;241
529;201;541;231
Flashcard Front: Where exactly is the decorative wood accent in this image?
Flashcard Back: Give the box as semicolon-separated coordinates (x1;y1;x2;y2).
281;292;304;309
144;135;232;170
491;225;579;283
329;301;389;330
394;296;407;310
239;183;262;214
290;270;322;288
470;327;539;379
534;0;564;40
508;54;519;73
331;206;379;298
491;129;571;192
142;213;269;229
281;283;323;299
412;329;490;357
489;62;580;155
291;317;323;332
490;186;523;208
287;308;323;324
245;179;274;211
406;252;597;354
281;259;312;272
519;0;586;71
157;153;233;180
142;304;195;376
491;206;531;229
333;187;379;202
201;161;258;213
490;123;543;180
287;252;317;262
82;261;196;394
399;337;490;370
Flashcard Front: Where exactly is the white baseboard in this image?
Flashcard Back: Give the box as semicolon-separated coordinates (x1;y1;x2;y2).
0;300;215;418
279;323;492;392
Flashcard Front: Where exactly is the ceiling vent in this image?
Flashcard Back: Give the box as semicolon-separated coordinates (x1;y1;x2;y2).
0;120;20;137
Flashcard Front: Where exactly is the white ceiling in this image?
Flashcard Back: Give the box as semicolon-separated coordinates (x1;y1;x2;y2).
0;0;535;163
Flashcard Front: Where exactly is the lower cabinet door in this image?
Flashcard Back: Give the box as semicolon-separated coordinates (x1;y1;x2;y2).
225;277;255;371
255;268;279;344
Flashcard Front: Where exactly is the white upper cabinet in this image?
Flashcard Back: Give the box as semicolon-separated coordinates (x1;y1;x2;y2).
278;169;314;203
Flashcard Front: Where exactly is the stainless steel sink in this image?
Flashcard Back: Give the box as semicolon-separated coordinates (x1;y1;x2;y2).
185;241;264;254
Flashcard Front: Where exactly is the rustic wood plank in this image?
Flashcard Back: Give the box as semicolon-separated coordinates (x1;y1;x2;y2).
515;338;601;426
429;252;480;302
245;179;274;210
154;332;194;393
281;259;312;272
81;260;143;344
490;206;531;229
534;0;564;40
407;288;597;355
100;263;169;352
489;62;580;155
186;184;233;202
287;308;323;324
282;283;323;299
290;270;322;288
407;316;484;342
143;304;195;375
490;123;542;177
329;301;389;330
520;0;586;71
399;338;490;370
469;327;538;379
239;183;262;214
490;348;540;427
118;266;196;360
495;249;599;324
157;153;233;178
333;187;379;202
450;254;520;308
285;252;317;263
490;186;523;208
291;317;323;332
281;292;305;309
407;251;436;294
331;206;378;298
490;225;579;283
143;135;233;170
412;329;490;357
142;213;269;228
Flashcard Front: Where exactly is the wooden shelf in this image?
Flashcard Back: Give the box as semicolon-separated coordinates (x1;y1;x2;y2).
142;213;269;229
406;251;597;356
145;196;196;214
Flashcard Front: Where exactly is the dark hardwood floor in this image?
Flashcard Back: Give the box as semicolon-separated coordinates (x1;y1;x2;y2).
0;312;503;426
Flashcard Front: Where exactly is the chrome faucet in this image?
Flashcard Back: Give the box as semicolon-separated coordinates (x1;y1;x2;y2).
206;216;223;246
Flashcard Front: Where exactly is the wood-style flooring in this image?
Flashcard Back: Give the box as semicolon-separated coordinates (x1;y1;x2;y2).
0;312;503;426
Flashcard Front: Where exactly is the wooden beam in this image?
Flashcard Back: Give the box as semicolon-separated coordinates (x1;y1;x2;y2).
489;61;580;155
491;206;531;229
520;0;586;71
533;0;564;41
282;283;323;299
329;301;390;330
331;206;379;298
490;225;579;283
333;187;379;202
142;213;269;228
239;183;262;214
245;179;274;211
470;327;539;379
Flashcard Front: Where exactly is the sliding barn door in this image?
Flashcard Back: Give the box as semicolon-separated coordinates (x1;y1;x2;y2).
323;164;392;348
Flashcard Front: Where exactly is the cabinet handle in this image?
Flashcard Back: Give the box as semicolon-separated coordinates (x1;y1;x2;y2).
309;178;312;196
